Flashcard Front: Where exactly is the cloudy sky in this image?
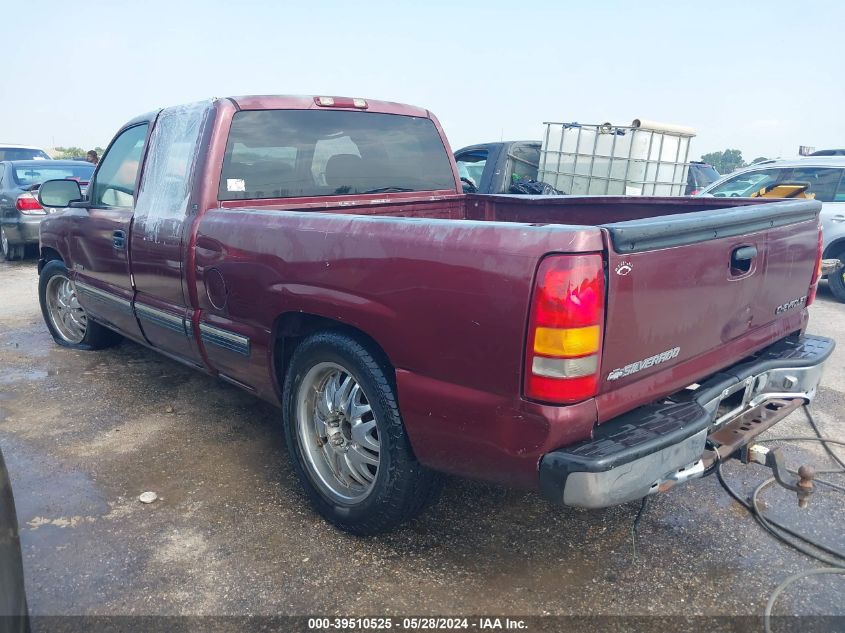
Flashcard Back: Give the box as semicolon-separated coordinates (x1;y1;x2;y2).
5;0;842;161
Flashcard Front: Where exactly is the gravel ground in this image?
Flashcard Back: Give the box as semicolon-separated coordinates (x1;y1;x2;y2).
0;255;843;625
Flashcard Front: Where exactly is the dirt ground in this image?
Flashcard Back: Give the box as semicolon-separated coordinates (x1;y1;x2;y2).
1;255;844;624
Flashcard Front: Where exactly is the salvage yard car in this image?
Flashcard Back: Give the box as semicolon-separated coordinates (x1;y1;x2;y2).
698;157;845;302
0;160;95;260
0;144;51;161
454;141;546;193
34;95;834;535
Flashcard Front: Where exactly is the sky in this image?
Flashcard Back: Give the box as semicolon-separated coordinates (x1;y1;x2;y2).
4;0;843;161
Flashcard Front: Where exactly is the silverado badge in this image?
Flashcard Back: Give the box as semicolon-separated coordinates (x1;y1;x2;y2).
606;347;681;381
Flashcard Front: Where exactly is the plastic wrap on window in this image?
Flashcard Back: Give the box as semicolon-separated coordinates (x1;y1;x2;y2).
133;99;213;242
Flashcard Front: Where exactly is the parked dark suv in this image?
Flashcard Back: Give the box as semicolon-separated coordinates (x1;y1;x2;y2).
685;161;720;195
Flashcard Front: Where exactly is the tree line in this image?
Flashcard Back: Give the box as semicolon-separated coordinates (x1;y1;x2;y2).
700;149;769;175
52;146;105;159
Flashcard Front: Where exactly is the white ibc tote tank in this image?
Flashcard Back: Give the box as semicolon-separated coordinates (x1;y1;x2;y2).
538;119;696;196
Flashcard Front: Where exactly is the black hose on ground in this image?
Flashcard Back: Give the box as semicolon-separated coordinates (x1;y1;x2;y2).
630;494;652;560
715;405;845;633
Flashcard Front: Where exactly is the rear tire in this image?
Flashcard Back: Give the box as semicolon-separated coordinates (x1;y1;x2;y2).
282;330;442;535
38;260;122;350
828;250;845;303
1;228;23;261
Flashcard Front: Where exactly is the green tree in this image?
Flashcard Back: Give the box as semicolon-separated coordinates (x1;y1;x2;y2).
700;149;746;174
53;146;106;159
53;146;86;159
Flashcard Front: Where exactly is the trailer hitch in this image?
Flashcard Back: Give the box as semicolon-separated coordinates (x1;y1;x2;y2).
742;444;816;508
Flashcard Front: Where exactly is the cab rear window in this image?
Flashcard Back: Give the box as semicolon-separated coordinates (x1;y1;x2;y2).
219;110;456;200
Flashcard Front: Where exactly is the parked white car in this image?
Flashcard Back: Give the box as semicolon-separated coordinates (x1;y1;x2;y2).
698;157;845;302
0;144;51;161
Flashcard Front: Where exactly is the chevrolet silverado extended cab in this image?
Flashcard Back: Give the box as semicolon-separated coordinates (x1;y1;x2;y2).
35;96;834;535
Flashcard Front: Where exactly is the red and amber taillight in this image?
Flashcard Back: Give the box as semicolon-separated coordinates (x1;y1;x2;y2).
525;254;605;404
16;192;45;215
806;224;824;307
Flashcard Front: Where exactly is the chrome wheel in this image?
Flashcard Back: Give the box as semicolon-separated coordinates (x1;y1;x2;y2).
45;275;87;344
295;362;380;503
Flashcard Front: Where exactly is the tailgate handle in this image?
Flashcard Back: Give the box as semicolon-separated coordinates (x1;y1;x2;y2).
732;246;757;261
731;245;757;274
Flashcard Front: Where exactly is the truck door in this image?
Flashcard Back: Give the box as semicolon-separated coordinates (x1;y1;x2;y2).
129;101;212;366
70;123;149;340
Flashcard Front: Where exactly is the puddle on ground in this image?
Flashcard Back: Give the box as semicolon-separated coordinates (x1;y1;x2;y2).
0;432;110;531
0;368;54;385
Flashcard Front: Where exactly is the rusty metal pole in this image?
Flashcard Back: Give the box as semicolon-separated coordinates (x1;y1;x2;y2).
797;465;815;508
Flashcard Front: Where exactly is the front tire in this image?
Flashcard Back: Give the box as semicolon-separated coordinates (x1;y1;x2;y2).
828;250;845;303
38;260;122;350
282;331;442;535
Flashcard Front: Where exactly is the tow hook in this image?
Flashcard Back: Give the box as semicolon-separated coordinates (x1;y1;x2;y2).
743;444;816;508
821;258;843;277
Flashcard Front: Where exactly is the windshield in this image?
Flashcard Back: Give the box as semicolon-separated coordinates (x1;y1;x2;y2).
13;164;95;187
705;168;784;197
705;166;844;200
0;147;50;161
219;110;455;200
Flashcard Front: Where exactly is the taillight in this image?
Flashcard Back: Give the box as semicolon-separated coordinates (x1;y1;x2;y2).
525;254;605;404
806;225;823;307
16;193;45;215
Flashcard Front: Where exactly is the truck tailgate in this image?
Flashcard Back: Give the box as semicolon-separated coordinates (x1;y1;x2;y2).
596;199;821;421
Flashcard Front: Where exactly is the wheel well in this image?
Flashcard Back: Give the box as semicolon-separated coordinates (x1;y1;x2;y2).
38;247;63;274
823;237;845;260
271;312;395;394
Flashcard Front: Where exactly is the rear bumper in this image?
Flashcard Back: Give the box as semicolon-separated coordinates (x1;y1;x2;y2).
0;216;43;244
538;334;835;508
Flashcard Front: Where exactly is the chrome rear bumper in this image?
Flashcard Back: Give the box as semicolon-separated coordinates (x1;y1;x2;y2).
538;335;835;509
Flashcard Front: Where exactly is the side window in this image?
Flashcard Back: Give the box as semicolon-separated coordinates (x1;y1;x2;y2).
455;150;488;189
506;145;541;186
133;101;210;241
707;168;785;197
91;124;149;208
788;167;841;203
834;170;845;202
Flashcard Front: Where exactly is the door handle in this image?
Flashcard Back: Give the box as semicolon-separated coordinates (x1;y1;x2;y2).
732;245;757;261
731;245;757;274
832;214;845;223
112;230;126;250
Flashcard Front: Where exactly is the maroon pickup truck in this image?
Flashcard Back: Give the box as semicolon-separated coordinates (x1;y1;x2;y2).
35;95;834;534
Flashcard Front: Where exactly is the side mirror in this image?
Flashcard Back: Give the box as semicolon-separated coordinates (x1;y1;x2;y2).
38;179;83;208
